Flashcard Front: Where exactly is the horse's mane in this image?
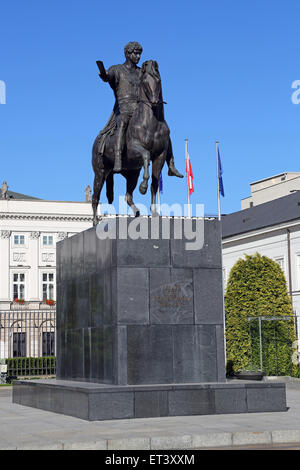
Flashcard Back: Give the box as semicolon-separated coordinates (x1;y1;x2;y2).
141;60;161;81
140;60;164;121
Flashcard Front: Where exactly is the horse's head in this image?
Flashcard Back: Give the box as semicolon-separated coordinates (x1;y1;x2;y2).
140;60;162;107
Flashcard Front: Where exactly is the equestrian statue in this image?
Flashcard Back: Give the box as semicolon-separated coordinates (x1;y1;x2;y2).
92;41;183;226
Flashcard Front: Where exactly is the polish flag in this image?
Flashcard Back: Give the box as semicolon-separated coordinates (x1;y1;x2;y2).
186;153;194;195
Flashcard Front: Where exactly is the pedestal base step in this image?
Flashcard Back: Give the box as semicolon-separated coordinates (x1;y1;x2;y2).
12;379;287;421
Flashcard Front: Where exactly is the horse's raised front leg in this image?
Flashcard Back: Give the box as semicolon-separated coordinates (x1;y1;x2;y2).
123;169;141;217
139;147;151;195
92;168;106;226
151;151;166;216
128;141;151;195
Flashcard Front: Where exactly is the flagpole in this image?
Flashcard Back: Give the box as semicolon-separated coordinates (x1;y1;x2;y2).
216;141;221;221
157;186;161;215
216;140;226;366
185;138;191;217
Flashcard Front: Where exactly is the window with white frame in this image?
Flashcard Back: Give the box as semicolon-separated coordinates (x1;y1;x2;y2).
42;235;54;246
274;257;285;272
42;273;54;300
13;273;25;300
296;255;300;290
13;234;25;246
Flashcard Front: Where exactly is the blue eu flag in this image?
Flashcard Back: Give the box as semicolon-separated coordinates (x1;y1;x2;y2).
218;148;225;197
159;172;163;194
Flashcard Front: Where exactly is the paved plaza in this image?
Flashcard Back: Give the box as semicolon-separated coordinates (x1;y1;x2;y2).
2;380;300;450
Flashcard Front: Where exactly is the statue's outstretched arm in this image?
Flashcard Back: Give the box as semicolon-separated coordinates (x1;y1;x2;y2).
96;60;109;82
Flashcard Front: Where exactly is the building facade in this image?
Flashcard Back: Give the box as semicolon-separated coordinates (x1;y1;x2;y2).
0;192;94;359
241;172;300;209
222;184;300;340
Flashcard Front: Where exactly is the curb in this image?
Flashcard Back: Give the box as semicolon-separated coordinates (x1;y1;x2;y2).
4;429;300;450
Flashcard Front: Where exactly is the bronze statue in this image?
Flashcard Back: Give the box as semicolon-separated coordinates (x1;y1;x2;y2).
92;42;183;225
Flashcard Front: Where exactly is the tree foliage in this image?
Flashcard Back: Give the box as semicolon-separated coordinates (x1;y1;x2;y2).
225;253;296;375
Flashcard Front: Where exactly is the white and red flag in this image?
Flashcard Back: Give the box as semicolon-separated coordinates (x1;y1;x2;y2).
186;152;194;195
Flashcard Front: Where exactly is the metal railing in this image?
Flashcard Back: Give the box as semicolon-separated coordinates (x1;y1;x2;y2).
247;314;300;375
0;310;56;376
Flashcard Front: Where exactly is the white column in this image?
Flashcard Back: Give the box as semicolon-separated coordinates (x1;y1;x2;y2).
28;232;40;301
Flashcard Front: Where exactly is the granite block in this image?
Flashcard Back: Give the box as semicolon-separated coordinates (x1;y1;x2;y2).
246;385;287;412
214;387;247;414
216;325;226;382
56;218;226;386
75;279;90;329
71;329;84;379
63;389;89;420
36;385;52;411
89;391;134;420
194;268;224;324
71;231;84;279
171;219;222;269
90;327;104;382
103;325;114;383
50;386;65;414
115;267;149;324
83;328;91;380
83;227;97;274
89;273;104;327
150;268;193;324
64;330;73;379
169;389;215;416
172;326;203;382
113;217;170;267
13;380;287;421
115;326;128;385
198;325;218;382
64;281;76;329
55;329;65;379
134;391;169;418
127;325;174;384
96;237;113;271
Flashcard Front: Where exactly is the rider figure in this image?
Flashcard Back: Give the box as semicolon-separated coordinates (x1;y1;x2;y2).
97;42;183;177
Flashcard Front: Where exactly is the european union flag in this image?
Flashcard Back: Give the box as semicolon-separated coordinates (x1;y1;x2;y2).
159;172;163;194
218;148;225;197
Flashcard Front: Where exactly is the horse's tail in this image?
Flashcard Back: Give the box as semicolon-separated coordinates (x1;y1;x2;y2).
106;171;114;204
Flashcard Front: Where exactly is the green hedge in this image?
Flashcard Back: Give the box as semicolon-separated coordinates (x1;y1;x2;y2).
6;356;56;376
225;253;297;376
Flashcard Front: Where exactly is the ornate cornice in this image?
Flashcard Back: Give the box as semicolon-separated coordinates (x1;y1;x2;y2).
30;231;40;239
0;213;93;222
57;232;68;240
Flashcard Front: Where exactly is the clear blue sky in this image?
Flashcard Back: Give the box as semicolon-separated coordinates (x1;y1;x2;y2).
1;0;300;216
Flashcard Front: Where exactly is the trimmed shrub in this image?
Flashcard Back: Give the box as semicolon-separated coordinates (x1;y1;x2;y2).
6;356;56;377
225;253;296;376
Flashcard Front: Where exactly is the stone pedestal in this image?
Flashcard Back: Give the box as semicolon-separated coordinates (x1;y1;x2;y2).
13;217;287;420
56;217;226;385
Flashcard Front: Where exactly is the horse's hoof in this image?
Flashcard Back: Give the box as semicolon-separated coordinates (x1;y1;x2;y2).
135;210;140;218
139;182;148;195
150;206;159;217
168;167;184;178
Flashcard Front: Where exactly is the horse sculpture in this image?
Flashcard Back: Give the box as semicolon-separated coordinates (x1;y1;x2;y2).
91;60;172;226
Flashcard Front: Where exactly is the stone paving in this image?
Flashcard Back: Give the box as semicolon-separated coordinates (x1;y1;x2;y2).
2;381;300;450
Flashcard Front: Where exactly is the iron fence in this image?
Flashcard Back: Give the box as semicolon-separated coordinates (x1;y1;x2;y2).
0;310;56;376
247;314;300;376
